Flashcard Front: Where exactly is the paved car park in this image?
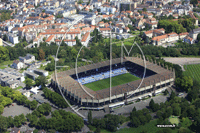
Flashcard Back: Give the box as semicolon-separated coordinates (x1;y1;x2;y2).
112;94;168;115
2;103;31;117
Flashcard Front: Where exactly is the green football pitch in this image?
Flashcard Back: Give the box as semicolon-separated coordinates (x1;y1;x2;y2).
84;73;140;91
183;64;200;82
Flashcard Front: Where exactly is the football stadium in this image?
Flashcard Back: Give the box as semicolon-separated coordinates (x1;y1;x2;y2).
51;56;175;107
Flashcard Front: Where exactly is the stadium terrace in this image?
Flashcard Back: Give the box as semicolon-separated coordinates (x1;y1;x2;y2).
51;56;175;107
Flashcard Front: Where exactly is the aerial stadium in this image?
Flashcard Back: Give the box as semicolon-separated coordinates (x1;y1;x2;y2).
51;56;175;107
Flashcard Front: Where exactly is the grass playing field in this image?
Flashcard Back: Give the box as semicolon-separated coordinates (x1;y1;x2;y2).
84;73;140;91
183;64;200;82
169;116;180;125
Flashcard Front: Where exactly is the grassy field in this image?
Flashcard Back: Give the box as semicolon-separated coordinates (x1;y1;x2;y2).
14;86;23;90
84;73;140;91
169;116;180;125
0;60;13;69
183;64;200;82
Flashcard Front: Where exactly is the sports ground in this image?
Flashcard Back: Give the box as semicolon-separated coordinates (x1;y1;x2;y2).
84;73;140;91
183;64;200;82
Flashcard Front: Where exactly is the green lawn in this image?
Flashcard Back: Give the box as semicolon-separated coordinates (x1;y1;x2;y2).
169;116;180;125
0;60;13;69
183;64;200;82
14;86;23;90
84;73;140;91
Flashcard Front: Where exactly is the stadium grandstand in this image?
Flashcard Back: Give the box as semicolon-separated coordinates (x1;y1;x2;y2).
51;56;175;107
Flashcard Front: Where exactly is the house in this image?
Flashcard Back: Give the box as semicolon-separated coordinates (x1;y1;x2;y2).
167;32;179;42
184;36;195;44
152;34;168;45
63;39;76;46
179;32;189;40
99;28;111;36
144;28;165;38
45;35;55;45
19;54;35;64
81;32;90;47
188;11;198;26
10;127;20;133
11;60;24;70
8;34;19;44
151;32;179;45
124;27;130;32
189;28;200;40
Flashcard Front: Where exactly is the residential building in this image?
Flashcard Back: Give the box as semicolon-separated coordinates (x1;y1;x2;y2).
19;54;35;64
184;36;195;44
11;60;24;70
81;32;90;47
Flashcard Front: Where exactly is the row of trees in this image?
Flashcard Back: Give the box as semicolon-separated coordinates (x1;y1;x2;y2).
43;87;68;108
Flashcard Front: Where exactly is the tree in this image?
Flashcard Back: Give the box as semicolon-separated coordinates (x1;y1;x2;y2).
149;99;155;110
88;110;92;125
30;100;38;110
153;103;160;112
39;49;45;60
173;106;181;116
156;110;163;118
131;116;141;127
197;33;200;42
95;126;101;133
142;8;147;12
25;77;34;89
0;46;9;63
3;34;8;41
169;91;176;101
35;76;48;89
175;76;193;92
178;127;192;133
138;115;147;125
0;116;8;132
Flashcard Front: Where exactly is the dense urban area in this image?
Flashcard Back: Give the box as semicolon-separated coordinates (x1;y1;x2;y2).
0;0;200;133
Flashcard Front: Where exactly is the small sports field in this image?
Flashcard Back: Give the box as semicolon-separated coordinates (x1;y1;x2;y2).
84;73;140;91
183;64;200;82
169;116;180;125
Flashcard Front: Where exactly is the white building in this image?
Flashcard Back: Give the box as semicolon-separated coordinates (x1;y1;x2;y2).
19;54;35;64
11;60;24;70
8;34;19;44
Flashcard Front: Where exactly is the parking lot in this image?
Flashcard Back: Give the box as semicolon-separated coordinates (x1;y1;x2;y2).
113;94;168;115
2;103;31;117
